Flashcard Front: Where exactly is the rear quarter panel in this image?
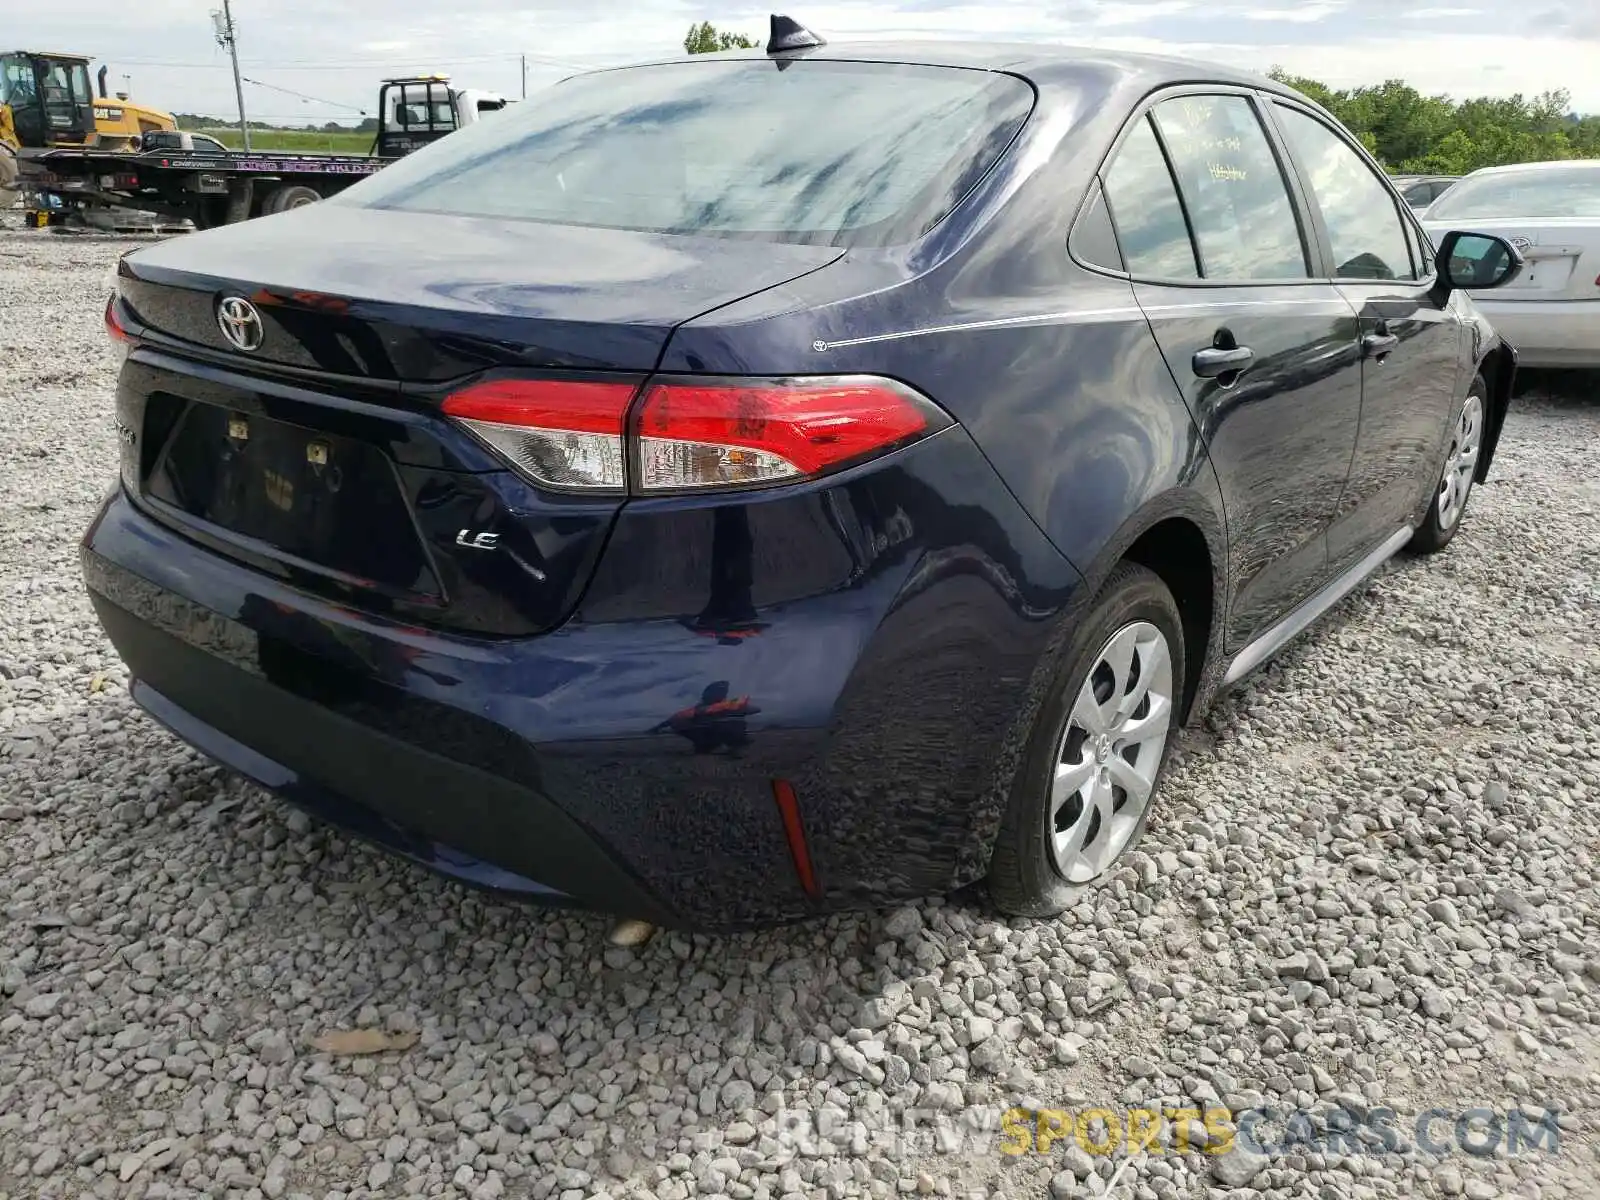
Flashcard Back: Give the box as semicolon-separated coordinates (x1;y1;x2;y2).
661;62;1231;752
661;63;1225;588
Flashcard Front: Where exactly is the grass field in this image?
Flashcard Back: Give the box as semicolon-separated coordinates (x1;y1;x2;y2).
200;128;375;153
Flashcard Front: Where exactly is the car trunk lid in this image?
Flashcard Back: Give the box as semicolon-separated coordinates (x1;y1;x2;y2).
113;208;844;636
117;205;844;378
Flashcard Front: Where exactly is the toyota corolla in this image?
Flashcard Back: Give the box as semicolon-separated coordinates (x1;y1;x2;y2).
84;20;1524;930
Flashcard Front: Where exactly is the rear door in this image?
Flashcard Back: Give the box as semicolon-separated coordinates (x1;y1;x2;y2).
1105;88;1364;650
1266;100;1464;576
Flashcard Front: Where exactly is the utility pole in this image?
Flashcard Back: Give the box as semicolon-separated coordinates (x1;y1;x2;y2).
212;0;251;151
521;55;527;99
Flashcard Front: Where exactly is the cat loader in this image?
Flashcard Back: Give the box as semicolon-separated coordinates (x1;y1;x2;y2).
2;50;176;215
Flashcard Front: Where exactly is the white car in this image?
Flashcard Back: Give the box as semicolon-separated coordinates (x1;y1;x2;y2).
1421;159;1600;369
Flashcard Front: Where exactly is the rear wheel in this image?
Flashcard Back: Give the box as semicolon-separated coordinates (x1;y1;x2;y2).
264;184;322;214
190;196;229;230
988;562;1185;917
1408;375;1486;555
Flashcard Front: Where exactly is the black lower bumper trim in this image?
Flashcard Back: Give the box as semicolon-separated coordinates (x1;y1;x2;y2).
90;590;677;926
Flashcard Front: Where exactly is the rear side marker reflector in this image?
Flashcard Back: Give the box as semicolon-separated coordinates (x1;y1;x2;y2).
772;778;820;900
441;373;951;496
105;294;133;343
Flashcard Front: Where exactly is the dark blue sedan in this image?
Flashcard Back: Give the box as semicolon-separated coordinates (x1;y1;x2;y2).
84;19;1524;930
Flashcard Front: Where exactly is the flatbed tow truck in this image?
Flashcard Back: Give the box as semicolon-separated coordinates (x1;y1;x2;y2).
17;75;507;232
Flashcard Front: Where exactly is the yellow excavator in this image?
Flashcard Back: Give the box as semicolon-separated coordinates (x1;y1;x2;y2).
2;50;176;207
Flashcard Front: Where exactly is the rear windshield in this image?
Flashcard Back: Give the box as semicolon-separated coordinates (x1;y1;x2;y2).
333;58;1035;247
1428;166;1600;219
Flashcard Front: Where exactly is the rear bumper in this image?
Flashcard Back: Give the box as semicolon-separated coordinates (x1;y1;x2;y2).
97;600;677;920
82;425;1082;929
83;517;822;931
1470;297;1600;368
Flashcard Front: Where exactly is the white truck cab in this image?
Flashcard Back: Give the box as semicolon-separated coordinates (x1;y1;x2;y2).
377;76;510;157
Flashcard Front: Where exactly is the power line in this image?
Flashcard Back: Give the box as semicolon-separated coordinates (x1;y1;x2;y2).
194;114;368;121
114;52;594;71
240;75;369;113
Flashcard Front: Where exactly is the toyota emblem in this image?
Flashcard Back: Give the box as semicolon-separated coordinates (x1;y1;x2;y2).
1509;235;1533;252
216;296;265;352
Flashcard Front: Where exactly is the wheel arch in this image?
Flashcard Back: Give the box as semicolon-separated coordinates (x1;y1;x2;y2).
1473;336;1517;484
975;486;1227;906
1066;487;1229;725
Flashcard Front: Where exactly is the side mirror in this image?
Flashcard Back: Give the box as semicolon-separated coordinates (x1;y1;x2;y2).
1434;230;1524;292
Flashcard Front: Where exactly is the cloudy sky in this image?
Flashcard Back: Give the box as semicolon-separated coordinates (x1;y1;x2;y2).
14;0;1600;125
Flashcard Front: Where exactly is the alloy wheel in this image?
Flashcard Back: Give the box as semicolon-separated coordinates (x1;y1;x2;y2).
1049;620;1174;884
1437;392;1484;532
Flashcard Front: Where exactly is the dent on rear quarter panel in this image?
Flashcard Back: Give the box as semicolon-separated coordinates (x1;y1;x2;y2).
574;428;1085;908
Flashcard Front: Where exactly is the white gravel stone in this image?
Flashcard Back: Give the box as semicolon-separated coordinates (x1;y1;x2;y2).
1212;1143;1269;1187
1;223;1599;1199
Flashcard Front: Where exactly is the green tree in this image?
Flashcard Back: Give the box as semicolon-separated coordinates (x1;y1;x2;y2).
1406;128;1479;175
1268;66;1592;174
1267;69;1344;114
683;21;759;54
1340;81;1455;167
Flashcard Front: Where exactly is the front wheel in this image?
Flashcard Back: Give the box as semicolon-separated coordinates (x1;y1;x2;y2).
987;562;1185;918
1407;375;1486;555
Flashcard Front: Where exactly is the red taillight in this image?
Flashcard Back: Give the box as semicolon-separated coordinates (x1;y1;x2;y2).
442;377;638;493
633;375;949;493
440;373;950;495
105;294;133;344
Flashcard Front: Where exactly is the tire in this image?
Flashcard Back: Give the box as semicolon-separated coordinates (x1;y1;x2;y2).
190;197;228;230
988;562;1186;918
1407;374;1487;555
268;185;322;213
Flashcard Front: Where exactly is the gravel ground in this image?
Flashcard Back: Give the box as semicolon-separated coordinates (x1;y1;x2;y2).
2;222;1599;1200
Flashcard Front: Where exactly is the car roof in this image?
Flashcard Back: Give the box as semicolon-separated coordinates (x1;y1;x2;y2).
1463;159;1600;178
613;40;1306;102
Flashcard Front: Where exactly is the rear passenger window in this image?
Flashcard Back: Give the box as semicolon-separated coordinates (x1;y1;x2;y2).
1103;117;1198;279
1273;105;1416;281
1149;95;1308;280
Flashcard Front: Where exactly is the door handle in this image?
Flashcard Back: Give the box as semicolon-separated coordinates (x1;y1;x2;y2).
1362;331;1399;359
1192;345;1254;378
